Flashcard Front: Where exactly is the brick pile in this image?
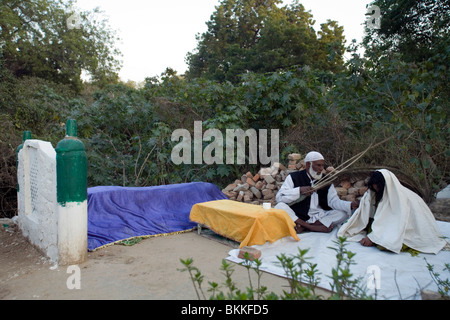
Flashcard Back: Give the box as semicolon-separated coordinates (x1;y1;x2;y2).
221;153;369;207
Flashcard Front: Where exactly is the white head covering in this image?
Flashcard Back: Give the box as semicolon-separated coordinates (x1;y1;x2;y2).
338;169;447;254
304;151;324;164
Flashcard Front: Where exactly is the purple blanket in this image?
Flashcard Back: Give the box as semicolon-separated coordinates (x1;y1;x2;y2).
87;182;227;251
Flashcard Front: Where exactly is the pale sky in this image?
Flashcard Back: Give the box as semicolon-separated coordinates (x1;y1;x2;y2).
74;0;374;83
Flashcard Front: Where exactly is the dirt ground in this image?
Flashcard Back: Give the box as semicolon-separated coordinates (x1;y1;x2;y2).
0;223;299;300
2;198;448;301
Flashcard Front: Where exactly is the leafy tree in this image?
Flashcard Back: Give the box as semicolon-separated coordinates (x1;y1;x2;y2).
357;0;450;200
328;48;449;202
364;0;450;65
0;55;87;218
0;0;121;92
252;4;345;74
185;0;346;83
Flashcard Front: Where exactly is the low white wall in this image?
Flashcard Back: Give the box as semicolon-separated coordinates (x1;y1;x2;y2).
17;140;58;262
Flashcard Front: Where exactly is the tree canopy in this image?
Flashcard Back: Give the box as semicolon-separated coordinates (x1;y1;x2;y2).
185;0;346;83
1;0;448;219
0;0;122;92
363;0;450;65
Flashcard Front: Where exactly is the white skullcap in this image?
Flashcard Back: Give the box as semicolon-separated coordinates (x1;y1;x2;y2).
304;151;324;163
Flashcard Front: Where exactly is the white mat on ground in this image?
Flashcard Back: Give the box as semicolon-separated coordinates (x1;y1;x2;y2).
227;221;450;300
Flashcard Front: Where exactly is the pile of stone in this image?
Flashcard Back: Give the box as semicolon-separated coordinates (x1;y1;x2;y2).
334;179;368;203
221;153;370;206
221;168;283;207
220;153;304;206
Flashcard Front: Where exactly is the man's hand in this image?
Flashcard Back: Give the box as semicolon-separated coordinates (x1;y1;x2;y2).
294;219;305;233
360;237;374;247
299;186;314;196
351;199;360;210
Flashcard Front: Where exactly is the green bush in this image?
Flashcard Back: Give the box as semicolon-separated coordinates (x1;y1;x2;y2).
179;237;373;300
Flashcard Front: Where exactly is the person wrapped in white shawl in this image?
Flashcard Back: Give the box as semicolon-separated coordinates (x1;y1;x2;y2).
337;169;447;254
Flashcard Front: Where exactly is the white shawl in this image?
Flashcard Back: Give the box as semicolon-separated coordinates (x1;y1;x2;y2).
337;169;447;254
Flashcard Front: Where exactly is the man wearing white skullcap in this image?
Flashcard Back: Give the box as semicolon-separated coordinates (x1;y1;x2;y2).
304;151;324;163
275;151;359;233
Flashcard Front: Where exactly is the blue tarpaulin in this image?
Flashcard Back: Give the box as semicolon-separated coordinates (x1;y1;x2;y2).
87;182;227;251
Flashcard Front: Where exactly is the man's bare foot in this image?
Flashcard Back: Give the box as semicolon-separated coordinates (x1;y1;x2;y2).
297;219;333;233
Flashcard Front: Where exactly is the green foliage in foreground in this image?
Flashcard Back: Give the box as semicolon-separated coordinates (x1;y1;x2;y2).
180;237;450;300
425;259;450;299
179;237;373;300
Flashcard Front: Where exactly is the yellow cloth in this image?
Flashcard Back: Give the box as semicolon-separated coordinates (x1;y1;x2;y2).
190;199;300;248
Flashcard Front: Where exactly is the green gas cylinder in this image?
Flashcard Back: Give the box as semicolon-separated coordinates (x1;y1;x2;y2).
55;119;87;206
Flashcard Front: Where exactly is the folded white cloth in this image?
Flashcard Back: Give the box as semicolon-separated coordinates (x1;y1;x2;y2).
338;169;446;254
227;221;450;300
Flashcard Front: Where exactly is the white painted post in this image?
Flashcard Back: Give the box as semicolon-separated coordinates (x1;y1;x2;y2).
55;119;88;266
